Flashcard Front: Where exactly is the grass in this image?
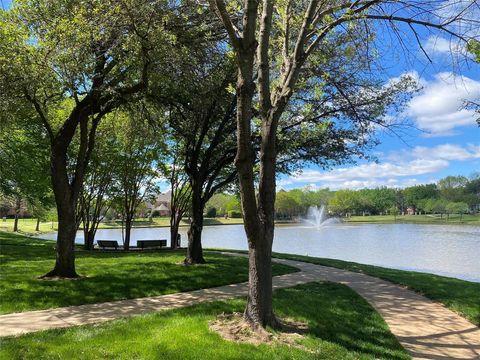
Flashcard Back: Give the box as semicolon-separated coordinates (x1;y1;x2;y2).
0;217;245;235
0;231;296;314
0;282;410;360
345;214;480;225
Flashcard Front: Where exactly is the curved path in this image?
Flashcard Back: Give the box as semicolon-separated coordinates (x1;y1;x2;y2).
0;253;478;359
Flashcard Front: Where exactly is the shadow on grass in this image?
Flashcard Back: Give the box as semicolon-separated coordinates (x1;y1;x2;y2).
0;283;410;360
0;232;296;314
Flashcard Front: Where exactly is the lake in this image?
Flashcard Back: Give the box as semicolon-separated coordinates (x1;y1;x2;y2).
37;223;480;282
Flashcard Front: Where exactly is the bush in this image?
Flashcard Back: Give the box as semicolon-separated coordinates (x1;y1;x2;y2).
151;210;160;217
205;207;217;218
228;210;242;218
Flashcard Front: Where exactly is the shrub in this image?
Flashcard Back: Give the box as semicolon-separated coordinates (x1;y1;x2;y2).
228;210;242;218
205;207;217;218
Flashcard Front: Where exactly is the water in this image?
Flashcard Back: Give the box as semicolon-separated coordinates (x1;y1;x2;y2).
37;223;480;282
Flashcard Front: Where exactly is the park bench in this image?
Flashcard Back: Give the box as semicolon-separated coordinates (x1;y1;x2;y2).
97;240;119;250
137;239;167;249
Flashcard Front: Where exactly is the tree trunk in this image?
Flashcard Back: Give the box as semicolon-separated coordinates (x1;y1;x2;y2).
185;192;205;264
124;217;132;251
170;213;181;250
35;218;40;232
43;148;80;278
244;227;278;328
84;229;95;251
13;197;21;232
42;200;78;278
13;215;19;232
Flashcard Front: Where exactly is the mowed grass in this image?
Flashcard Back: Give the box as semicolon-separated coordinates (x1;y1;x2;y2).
0;217;245;235
345;214;480;225
0;231;296;314
269;253;480;326
0;282;410;360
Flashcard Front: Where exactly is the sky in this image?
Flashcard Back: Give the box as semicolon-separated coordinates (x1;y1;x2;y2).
2;0;479;191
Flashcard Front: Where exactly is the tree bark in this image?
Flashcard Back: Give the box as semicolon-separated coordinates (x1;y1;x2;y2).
124;217;132;251
185;189;205;264
42;197;78;278
170;213;181;250
35;218;40;232
13;197;21;232
84;228;95;251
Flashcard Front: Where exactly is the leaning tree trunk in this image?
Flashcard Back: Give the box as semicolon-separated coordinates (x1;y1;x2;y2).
35;218;40;232
185;189;205;264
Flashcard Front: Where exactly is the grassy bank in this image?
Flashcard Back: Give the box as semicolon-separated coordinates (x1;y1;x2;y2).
345;214;480;225
0;232;296;314
0;282;409;360
0;217;245;235
269;253;480;326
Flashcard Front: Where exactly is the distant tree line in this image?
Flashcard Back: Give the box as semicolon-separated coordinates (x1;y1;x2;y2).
248;175;480;219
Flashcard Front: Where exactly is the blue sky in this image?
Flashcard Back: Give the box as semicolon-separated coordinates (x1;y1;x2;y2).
2;0;479;191
279;22;480;190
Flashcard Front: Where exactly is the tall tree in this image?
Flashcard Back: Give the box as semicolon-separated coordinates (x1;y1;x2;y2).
207;0;476;329
112;111;165;251
167;145;192;249
152;57;238;264
0;119;52;232
78;118;119;250
0;0;163;277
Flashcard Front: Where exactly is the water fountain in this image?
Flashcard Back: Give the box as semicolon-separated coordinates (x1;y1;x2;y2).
303;205;341;228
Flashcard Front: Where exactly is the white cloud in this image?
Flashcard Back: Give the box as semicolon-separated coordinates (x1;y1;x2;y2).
281;143;478;190
406;72;480;136
287;159;448;188
388;143;480;162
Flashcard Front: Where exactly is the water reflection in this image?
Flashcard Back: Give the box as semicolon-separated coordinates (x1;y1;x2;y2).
37;223;480;282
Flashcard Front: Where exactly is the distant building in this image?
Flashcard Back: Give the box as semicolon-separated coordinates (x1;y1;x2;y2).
406;207;415;215
149;191;171;216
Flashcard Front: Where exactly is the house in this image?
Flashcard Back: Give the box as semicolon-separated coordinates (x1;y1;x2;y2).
148;191;171;217
406;207;415;215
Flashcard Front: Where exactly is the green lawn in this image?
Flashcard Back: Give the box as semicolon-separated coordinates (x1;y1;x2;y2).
0;231;296;314
345;214;480;225
0;217;245;235
0;282;410;360
268;253;480;326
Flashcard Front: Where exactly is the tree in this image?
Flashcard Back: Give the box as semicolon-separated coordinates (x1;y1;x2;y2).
389;206;400;221
167;146;192;249
207;193;235;216
328;190;359;216
207;0;476;329
404;184;439;209
152;56;238;264
112;111;165;251
275;191;300;219
78;119;119;250
438;176;468;203
0;119;52;232
446;202;469;220
0;0;160;277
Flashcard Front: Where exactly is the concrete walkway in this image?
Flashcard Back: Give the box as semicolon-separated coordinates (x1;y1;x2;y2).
0;254;478;360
